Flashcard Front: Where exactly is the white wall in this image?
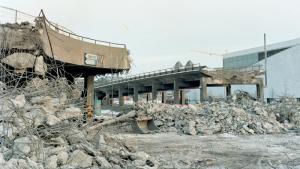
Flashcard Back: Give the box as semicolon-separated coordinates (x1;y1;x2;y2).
260;45;300;98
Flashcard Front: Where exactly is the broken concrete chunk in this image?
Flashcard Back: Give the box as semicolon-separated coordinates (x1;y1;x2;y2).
0;153;5;165
67;150;93;168
45;155;57;169
66;129;86;144
11;94;26;108
1;52;36;70
133;159;146;167
13;137;31;154
46;114;61;126
185;121;197;135
130;152;149;162
57;151;68;166
96;156;112;168
95;134;106;150
4;158;29;169
34;55;47;76
58;107;82;119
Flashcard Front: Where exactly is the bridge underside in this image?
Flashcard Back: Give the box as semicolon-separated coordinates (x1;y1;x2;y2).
95;66;264;106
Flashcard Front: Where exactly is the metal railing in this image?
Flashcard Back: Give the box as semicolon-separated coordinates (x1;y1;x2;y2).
95;64;264;88
40;11;127;49
0;6;126;49
0;5;36;24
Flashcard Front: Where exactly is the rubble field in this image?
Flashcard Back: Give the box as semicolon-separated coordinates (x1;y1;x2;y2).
0;75;300;169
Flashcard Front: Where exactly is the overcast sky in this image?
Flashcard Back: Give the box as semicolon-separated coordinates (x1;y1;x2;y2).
2;0;300;74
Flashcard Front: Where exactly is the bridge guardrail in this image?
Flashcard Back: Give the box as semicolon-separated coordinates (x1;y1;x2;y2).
0;6;126;49
41;12;127;49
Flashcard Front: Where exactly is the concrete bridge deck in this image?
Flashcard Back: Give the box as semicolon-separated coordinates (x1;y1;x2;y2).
95;64;264;105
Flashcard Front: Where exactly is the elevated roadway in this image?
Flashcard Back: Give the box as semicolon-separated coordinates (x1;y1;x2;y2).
95;64;264;105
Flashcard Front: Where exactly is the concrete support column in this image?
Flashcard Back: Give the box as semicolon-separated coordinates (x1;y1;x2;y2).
226;85;232;98
84;75;94;118
118;88;124;106
133;85;139;103
180;90;186;105
161;92;166;103
256;83;264;101
105;92;110;105
174;80;180;104
151;83;158;102
200;77;208;102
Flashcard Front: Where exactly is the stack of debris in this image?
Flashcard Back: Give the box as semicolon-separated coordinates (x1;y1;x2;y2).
134;96;300;135
0;22;47;76
0;78;159;169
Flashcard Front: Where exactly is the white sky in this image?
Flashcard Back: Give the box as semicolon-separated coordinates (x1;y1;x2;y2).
2;0;300;74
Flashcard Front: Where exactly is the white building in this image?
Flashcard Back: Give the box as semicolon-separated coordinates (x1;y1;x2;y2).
223;38;300;101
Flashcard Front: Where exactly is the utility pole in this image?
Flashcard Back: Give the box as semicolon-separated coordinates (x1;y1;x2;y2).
264;33;267;87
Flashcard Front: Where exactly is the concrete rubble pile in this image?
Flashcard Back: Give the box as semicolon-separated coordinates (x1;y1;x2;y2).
134;95;300;135
0;78;158;169
0;22;48;76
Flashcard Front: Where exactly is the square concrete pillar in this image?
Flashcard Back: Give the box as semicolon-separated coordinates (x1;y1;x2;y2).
200;77;208;102
85;75;95;106
133;85;139;102
226;85;231;98
161;91;166;103
84;75;94;118
118;88;124;106
174;80;180;104
180;90;186;105
105;91;111;105
152;83;158;102
256;83;264;101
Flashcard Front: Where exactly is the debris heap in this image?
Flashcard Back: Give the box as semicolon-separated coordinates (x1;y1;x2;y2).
134;97;300;135
0;78;158;169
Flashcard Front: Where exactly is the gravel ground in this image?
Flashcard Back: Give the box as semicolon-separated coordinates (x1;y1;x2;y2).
118;132;300;169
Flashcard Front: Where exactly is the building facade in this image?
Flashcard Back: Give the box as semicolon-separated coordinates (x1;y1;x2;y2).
223;38;300;100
